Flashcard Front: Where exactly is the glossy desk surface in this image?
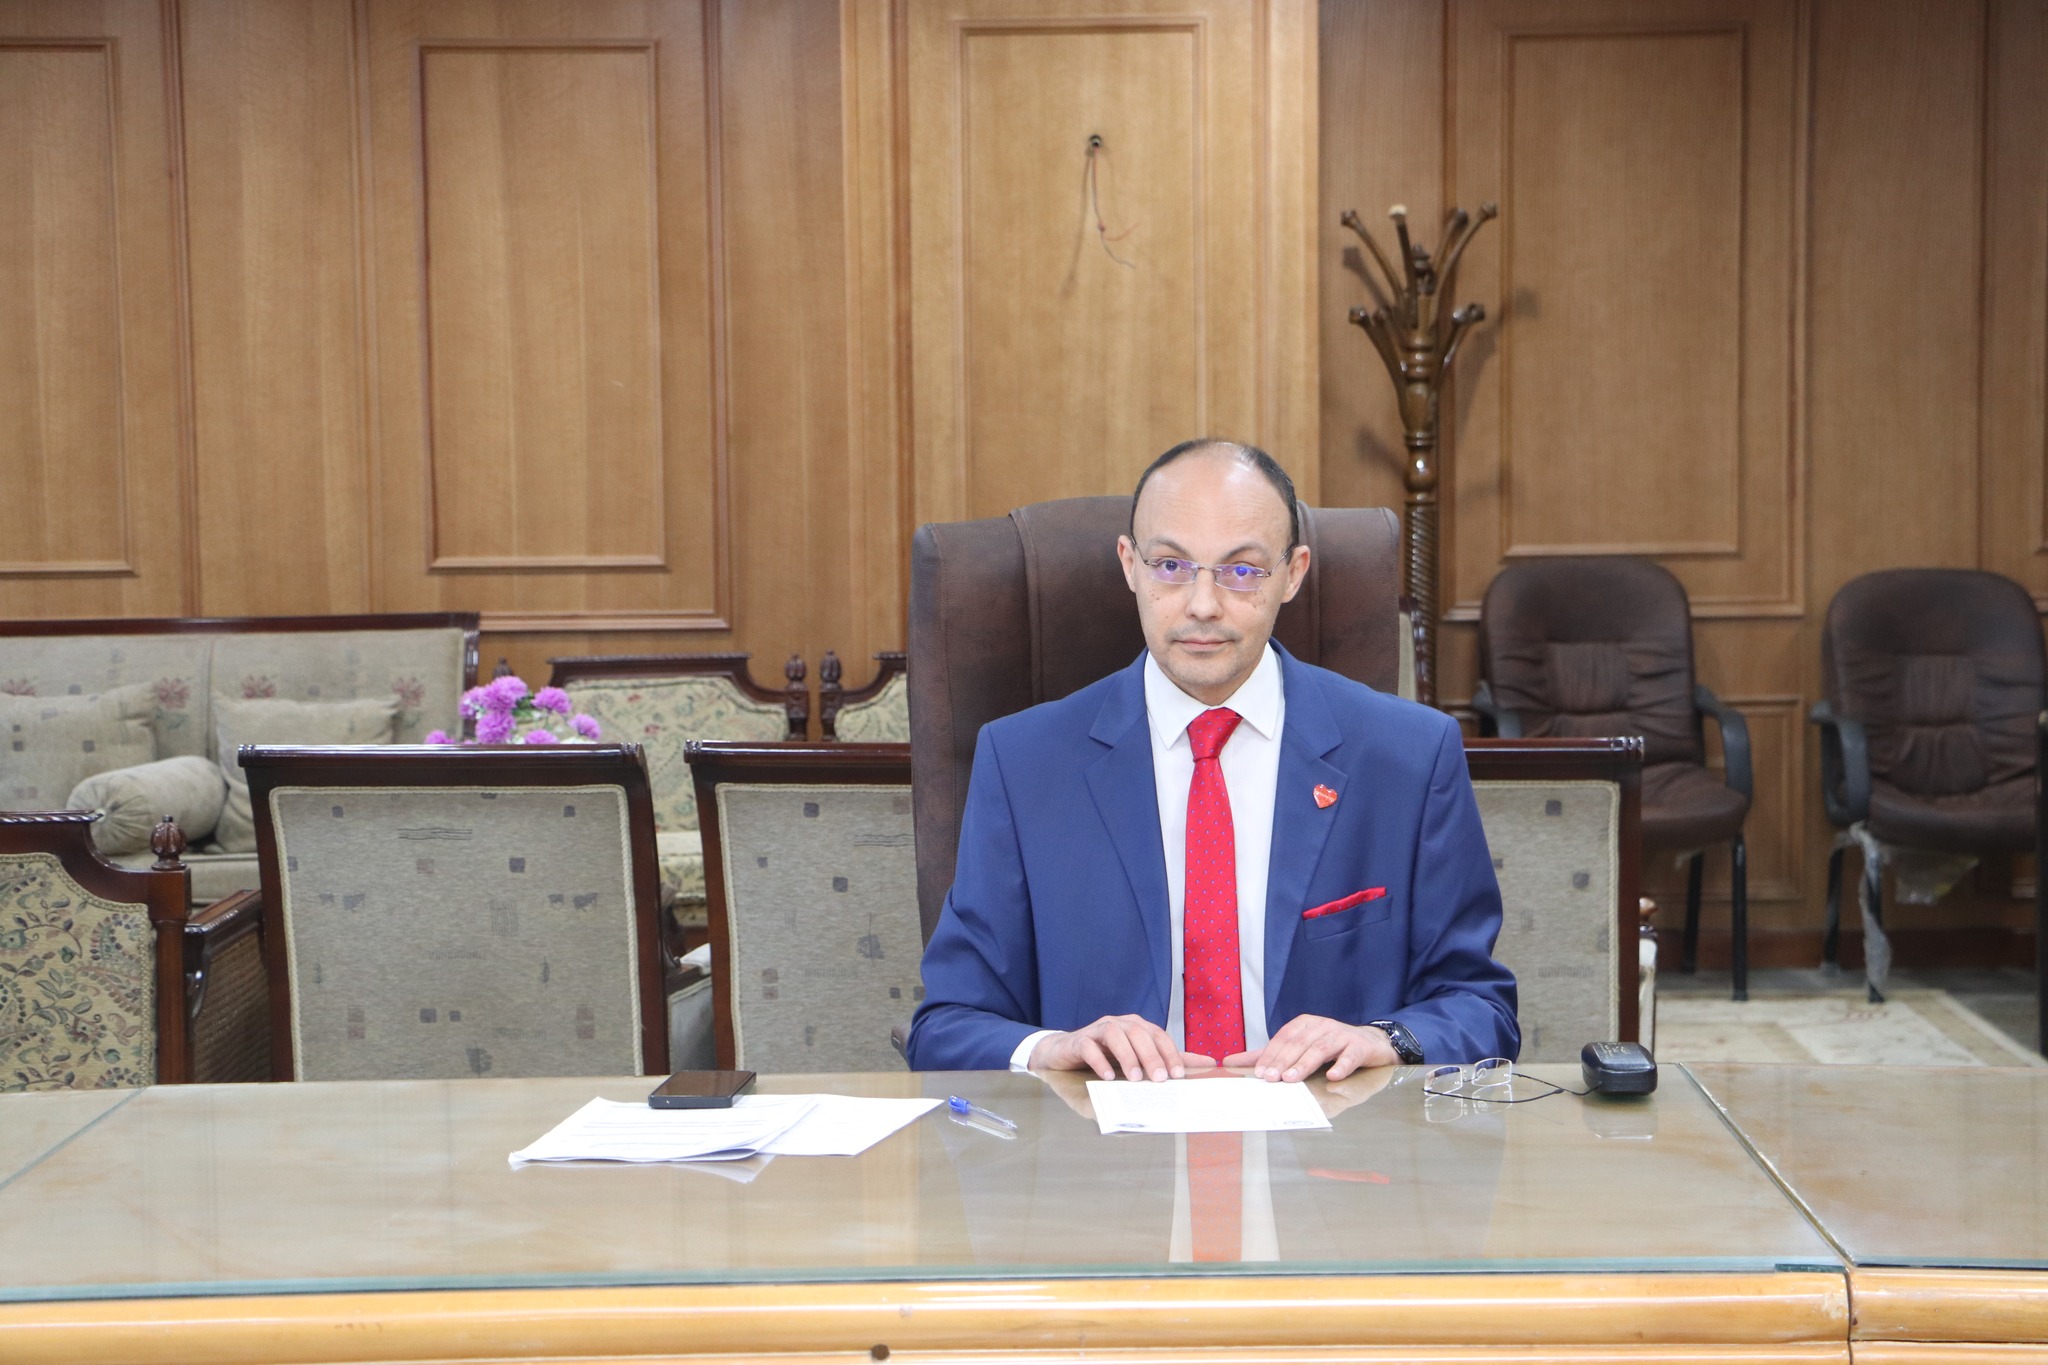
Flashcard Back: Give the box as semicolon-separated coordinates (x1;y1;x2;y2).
0;1065;1837;1302
1690;1063;2048;1271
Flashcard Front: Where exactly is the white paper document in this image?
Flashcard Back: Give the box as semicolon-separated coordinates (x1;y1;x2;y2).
509;1093;941;1167
509;1095;818;1166
1086;1077;1332;1135
751;1094;942;1156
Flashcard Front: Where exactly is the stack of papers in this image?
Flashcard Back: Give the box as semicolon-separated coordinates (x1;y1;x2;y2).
509;1093;940;1167
1086;1077;1332;1135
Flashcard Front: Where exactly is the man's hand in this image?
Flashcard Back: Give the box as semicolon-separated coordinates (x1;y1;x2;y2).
1029;1015;1212;1081
1223;1016;1400;1082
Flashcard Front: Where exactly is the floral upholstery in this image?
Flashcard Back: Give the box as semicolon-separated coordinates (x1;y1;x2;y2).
0;685;157;809
270;784;647;1080
2;625;471;905
0;853;156;1091
832;675;910;743
560;677;790;831
656;830;706;927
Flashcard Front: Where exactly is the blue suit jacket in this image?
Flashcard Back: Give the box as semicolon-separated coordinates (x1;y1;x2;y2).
907;646;1519;1070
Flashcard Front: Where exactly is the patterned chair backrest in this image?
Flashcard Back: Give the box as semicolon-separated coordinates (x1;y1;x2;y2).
242;745;668;1082
548;655;806;832
1467;738;1643;1063
0;811;187;1090
689;742;919;1072
832;674;910;743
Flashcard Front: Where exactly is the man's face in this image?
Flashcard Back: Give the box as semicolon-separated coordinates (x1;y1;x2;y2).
1117;449;1312;705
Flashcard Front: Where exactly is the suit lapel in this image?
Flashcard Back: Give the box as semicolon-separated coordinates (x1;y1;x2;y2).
1084;657;1173;1019
1264;650;1346;1019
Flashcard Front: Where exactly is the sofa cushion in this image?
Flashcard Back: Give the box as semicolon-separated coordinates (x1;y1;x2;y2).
212;695;399;853
68;755;229;855
0;637;214;758
209;628;470;745
0;684;158;810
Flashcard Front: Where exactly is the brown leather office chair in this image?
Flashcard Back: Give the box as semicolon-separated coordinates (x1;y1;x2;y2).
1472;558;1754;1000
1812;569;2045;1002
907;493;1401;941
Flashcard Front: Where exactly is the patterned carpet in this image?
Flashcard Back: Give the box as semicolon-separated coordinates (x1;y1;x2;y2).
1655;988;2046;1067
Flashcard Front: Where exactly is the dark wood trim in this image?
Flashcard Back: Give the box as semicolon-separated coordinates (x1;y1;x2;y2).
239;744;670;1080
546;652;809;740
685;740;913;1068
818;650;908;739
1466;736;1646;1045
0;810;196;1083
0;613;483;691
1676;924;2041;972
182;888;263;1026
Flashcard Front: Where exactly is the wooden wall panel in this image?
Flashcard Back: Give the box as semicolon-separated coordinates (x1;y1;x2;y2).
1447;0;1802;619
1324;0;2048;957
1979;0;2048;602
0;4;188;618
907;0;1319;527
1319;0;1441;516
0;43;125;576
1805;0;1985;591
420;42;667;571
180;0;369;616
365;0;722;633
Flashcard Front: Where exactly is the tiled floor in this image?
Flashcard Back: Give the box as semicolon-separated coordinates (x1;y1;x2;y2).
1661;965;2042;1058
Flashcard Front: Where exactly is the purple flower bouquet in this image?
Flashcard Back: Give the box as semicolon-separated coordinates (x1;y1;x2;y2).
426;676;602;746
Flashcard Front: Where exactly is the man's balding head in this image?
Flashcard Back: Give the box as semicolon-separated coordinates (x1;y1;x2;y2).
1117;440;1311;705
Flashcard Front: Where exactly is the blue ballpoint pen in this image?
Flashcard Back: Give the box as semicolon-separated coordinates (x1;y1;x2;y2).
946;1095;1018;1136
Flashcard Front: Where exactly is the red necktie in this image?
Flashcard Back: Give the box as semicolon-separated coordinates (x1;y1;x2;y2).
1183;707;1244;1061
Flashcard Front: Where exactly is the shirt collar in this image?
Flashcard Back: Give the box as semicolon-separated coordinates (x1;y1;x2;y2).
1143;642;1282;749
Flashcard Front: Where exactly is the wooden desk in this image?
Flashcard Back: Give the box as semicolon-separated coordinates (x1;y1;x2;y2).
1690;1063;2048;1362
0;1067;1845;1363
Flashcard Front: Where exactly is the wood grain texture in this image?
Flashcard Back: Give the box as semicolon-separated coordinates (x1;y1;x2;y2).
907;0;1319;529
1978;0;2048;602
364;0;723;632
1446;0;1802;618
0;1273;1851;1363
1852;1269;2048;1343
0;3;188;617
180;0;371;614
1324;0;2047;945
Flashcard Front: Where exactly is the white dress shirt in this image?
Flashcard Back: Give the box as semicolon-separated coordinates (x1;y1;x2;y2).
1011;644;1287;1068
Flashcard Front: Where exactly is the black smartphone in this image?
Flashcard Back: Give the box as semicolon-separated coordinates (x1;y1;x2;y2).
648;1070;756;1109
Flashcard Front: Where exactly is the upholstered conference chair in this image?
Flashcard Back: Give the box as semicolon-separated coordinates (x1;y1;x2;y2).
908;494;1401;941
1473;558;1754;1000
687;740;919;1071
240;744;670;1081
1812;569;2045;1002
0;811;266;1088
1465;737;1645;1060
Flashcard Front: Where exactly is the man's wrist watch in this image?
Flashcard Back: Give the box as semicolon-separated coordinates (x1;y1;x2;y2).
1366;1019;1425;1065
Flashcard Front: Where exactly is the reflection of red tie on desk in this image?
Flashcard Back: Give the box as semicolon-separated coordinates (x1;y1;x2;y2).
1188;1130;1243;1262
1183;707;1244;1061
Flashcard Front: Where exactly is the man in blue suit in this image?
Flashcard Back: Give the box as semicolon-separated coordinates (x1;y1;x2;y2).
907;440;1518;1081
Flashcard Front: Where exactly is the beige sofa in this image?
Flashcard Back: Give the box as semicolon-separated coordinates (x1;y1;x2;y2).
0;613;478;903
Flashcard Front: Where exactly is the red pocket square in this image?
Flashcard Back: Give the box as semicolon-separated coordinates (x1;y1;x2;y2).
1303;888;1386;919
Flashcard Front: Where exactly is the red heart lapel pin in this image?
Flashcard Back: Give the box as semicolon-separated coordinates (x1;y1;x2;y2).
1313;783;1338;809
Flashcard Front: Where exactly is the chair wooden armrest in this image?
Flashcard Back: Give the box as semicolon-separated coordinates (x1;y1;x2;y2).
182;888;271;1082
